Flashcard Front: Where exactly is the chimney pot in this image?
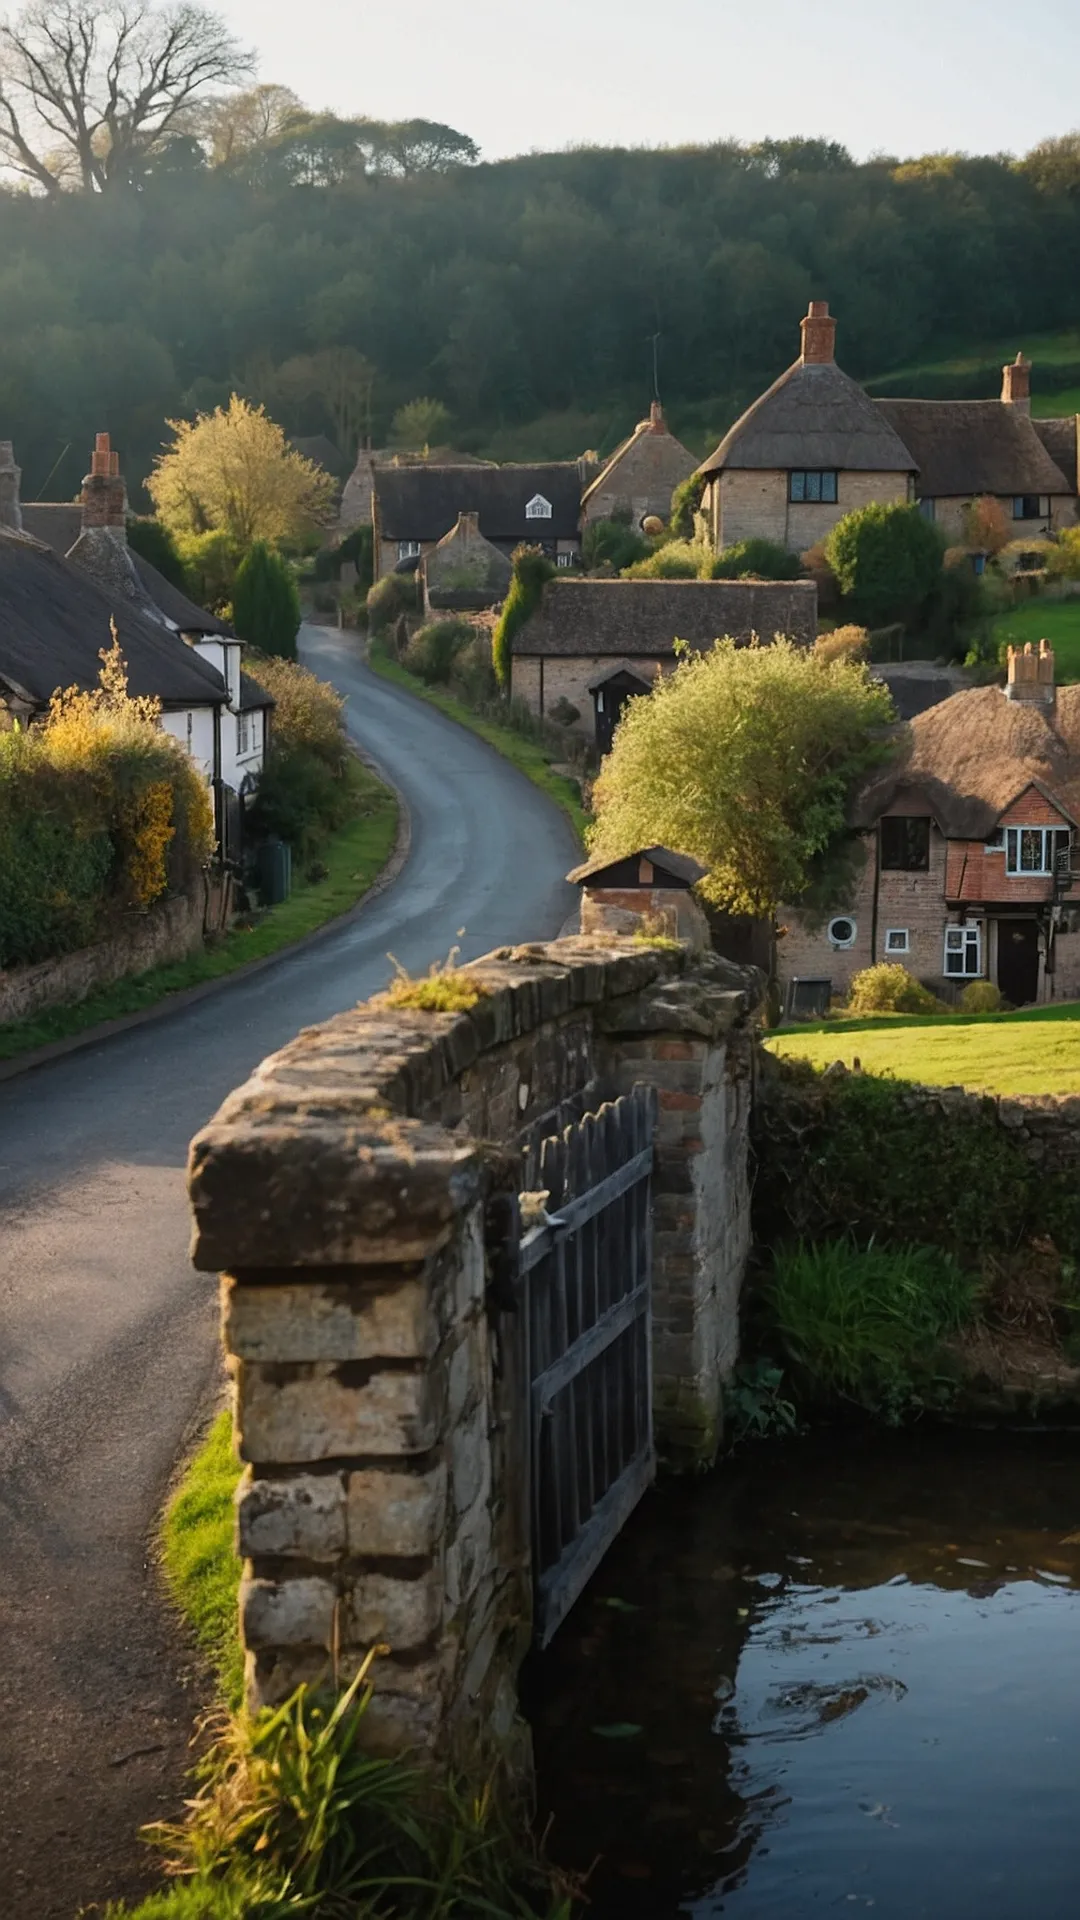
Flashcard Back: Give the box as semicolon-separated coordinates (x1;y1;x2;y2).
82;432;127;532
800;300;836;365
1007;638;1055;702
1001;352;1032;414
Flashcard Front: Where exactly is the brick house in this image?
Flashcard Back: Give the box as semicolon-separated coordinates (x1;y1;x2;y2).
371;462;586;580
696;302;917;552
580;402;697;530
509;575;817;752
780;641;1080;1012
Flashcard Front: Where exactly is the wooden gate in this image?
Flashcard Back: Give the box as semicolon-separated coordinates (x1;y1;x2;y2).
519;1085;657;1647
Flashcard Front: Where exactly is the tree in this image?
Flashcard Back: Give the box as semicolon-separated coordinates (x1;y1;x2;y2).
825;502;945;628
126;512;189;590
961;495;1009;554
0;0;252;194
260;347;375;454
148;395;336;547
359;116;478;176
231;539;300;658
588;640;894;917
201;81;300;168
390;396;452;452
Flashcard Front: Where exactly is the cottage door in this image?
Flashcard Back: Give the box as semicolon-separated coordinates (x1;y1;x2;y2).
996;920;1040;1006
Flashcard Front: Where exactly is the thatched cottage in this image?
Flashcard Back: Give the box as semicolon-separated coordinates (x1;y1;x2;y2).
580;402;697;530
780;641;1080;1012
697;303;1080;555
509;576;817;752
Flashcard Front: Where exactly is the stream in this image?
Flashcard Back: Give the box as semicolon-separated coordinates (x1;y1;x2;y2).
529;1430;1080;1918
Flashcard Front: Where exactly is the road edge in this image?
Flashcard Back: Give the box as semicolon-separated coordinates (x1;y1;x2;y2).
0;745;411;1086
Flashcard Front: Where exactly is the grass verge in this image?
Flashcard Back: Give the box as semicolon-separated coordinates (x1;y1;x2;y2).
161;1410;244;1712
767;999;1080;1095
0;767;398;1064
367;636;588;841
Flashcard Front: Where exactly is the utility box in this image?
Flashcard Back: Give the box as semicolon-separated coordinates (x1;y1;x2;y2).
258;836;291;906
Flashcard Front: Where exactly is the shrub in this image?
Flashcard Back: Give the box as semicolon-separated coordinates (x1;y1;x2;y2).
581;515;647;572
244;653;360;861
1047;528;1080;580
403;617;473;684
825;501;945;627
126;516;190;593
847;963;943;1014
710;536;802;580
623;538;703;579
366;569;419;635
492;545;556;689
962;495;1010;555
768;1235;977;1418
243;653;347;773
959;979;1004;1014
813;623;869;666
231;541;301;659
450;631;498;705
668;470;706;539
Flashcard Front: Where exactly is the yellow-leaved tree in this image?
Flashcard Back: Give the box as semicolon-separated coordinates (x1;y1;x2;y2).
588;638;895;918
148;395;336;548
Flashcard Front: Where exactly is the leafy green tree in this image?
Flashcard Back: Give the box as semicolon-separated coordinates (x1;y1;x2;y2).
825;502;945;628
589;639;894;916
390;397;452;452
581;516;647;571
126;516;190;593
231;541;301;658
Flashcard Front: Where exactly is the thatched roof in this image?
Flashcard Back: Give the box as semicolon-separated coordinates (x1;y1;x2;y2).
871;662;971;721
20;502;232;635
1034;416;1079;494
0;530;227;709
854;683;1080;838
515;577;818;657
873;400;1071;497
698;360;917;476
374;463;583;542
581;403;696;509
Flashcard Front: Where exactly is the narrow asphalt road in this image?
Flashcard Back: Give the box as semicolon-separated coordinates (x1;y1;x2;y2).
0;626;579;1919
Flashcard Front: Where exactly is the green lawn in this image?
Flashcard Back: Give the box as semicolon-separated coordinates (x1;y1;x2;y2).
0;768;398;1063
368;636;589;840
989;598;1080;683
161;1411;243;1710
768;1000;1080;1095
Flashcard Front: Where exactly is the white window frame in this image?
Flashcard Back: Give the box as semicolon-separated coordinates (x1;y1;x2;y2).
237;710;253;757
397;539;421;560
556;549;576;568
984;826;1005;852
525;493;553;520
827;915;857;950
1005;825;1070;877
884;928;910;954
944;922;982;977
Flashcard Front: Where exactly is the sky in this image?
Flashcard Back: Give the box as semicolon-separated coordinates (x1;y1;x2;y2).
220;0;1080;163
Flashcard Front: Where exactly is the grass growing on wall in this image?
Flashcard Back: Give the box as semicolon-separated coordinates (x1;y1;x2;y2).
368;636;588;841
767;999;1080;1096
161;1411;244;1710
0;772;398;1064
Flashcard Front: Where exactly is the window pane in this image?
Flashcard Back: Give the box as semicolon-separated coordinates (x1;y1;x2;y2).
1020;828;1045;871
822;472;838;504
881;816;930;870
945;949;963;974
805;471;822;501
789;472;805;501
945;929;963;950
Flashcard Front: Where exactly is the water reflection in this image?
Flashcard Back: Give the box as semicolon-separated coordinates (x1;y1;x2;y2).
529;1430;1080;1919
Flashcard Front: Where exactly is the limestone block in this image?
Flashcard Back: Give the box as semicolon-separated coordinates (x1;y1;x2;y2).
224;1275;435;1363
346;1570;441;1650
346;1463;447;1558
241;1574;337;1650
237;1470;346;1559
237;1361;435;1463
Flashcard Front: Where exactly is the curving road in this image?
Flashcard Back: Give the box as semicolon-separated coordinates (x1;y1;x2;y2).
0;627;579;1919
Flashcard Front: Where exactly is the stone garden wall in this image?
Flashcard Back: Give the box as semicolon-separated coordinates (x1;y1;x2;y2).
188;936;762;1765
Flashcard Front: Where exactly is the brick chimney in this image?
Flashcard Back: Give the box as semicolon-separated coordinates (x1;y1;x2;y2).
800;300;836;366
1001;353;1032;414
1006;638;1054;704
647;400;665;433
81;431;127;533
0;439;22;532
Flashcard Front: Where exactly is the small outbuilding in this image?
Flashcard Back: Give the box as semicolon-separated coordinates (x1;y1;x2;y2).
567;844;711;948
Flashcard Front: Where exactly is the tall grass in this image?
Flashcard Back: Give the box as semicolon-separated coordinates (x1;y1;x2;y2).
769;1237;979;1419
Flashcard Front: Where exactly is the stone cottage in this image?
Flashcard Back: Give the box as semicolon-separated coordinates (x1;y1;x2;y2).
509;575;817;752
580;402;697;530
372;463;585;580
422;510;512;611
780;641;1080;1013
696;301;917;552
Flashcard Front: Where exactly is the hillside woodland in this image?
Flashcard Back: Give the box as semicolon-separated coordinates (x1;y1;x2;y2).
3;5;1080;500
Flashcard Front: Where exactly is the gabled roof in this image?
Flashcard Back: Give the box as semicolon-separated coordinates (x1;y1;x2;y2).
698;360;917;477
874;399;1071;498
515;577;818;657
1033;416;1079;494
0;530;227;710
854;683;1080;839
20;501;235;635
567;845;707;888
581;404;697;508
374;463;583;542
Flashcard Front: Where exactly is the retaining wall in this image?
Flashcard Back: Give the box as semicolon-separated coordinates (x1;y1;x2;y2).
0;885;210;1025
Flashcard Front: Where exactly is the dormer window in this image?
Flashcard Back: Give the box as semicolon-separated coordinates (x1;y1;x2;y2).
525;494;553;520
880;816;930;871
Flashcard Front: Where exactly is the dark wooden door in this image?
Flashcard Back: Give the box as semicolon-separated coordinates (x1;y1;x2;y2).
997;920;1040;1006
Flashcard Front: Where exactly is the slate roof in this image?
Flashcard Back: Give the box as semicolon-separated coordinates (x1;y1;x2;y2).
1033;416;1079;494
698;360;917;476
514;577;818;657
854;681;1080;839
20;502;235;634
873;400;1071;498
373;463;583;542
0;530;227;709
